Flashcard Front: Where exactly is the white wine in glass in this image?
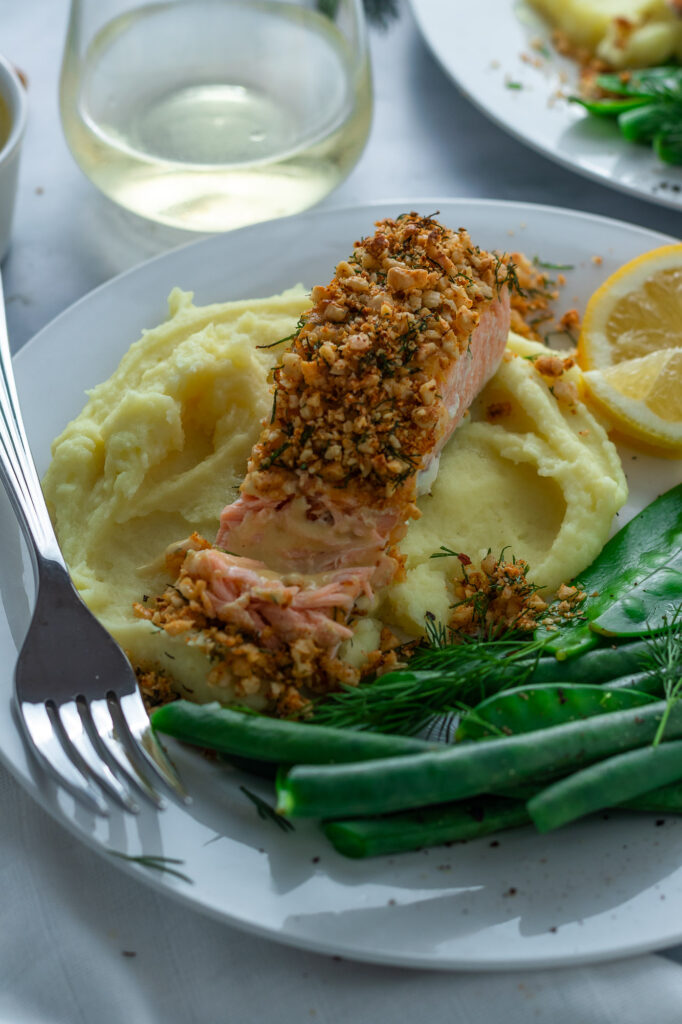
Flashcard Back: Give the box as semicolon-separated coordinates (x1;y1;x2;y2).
60;0;372;232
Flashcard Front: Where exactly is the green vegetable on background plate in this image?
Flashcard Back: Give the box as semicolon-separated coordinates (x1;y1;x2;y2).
571;66;682;165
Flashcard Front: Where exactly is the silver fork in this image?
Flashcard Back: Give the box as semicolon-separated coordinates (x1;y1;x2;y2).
0;275;186;815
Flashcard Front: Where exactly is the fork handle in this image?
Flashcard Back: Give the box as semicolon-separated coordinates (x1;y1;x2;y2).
0;273;65;568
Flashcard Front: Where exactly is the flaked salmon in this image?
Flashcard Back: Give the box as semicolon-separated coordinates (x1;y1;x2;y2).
139;213;514;710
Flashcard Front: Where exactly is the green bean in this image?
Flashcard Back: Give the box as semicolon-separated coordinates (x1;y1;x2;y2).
322;780;682;858
604;670;664;695
151;700;435;764
527;639;650;684
456;683;654;741
276;698;682;819
621;779;682;813
324;796;530;858
528;739;682;832
539;482;682;658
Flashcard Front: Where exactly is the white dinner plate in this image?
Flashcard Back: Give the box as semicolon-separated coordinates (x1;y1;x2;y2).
3;199;682;971
409;0;682;211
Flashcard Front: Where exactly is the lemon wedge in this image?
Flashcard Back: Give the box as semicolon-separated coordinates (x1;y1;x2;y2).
578;244;682;370
582;349;682;453
576;245;682;453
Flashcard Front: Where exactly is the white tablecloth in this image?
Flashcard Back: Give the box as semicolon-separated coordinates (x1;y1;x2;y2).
3;3;682;1020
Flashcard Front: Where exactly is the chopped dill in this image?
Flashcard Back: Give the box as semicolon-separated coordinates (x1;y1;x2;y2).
494;255;526;298
260;440;291;469
430;545;464;560
533;257;575;271
424;610;450;649
256;332;297;350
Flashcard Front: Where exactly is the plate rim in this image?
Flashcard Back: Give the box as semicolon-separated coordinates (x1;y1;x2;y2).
14;194;679;376
7;195;682;971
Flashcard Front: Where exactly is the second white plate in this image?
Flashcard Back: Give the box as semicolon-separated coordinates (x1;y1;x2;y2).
409;0;682;211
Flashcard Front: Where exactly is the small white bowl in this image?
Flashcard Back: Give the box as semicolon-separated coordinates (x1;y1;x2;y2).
0;55;27;262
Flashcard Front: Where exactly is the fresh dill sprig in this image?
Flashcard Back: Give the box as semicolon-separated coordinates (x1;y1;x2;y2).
424;610;451;649
256;332;297;350
109;851;193;884
409;632;547;673
240;786;295;832
429;545;463;560
494;255;526;298
312;635;541;736
647;607;682;747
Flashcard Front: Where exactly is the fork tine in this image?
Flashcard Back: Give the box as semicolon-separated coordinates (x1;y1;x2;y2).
18;701;109;816
88;698;164;809
116;691;189;803
56;701;140;814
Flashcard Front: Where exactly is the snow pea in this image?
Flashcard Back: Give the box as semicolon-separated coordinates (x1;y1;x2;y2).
592;550;682;637
456;684;656;742
539;483;682;659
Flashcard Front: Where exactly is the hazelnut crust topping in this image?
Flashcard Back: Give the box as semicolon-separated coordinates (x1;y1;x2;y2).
247;213;515;502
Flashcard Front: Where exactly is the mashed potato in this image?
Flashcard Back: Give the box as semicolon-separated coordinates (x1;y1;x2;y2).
529;0;682;68
43;288;627;702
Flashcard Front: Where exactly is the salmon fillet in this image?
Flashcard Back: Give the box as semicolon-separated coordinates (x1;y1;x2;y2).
141;214;513;710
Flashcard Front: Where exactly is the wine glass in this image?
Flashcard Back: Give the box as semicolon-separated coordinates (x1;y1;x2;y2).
60;0;372;232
